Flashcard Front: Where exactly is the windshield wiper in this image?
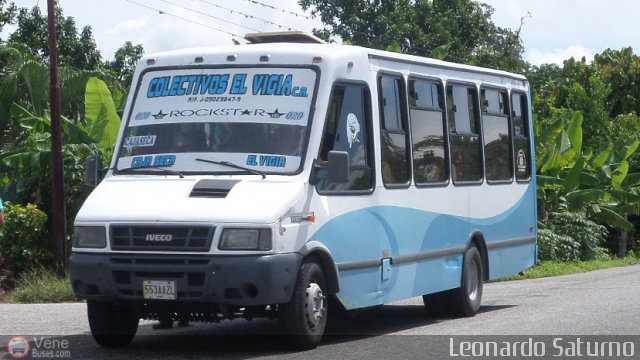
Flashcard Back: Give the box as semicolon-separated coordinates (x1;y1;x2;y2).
196;158;266;179
116;166;184;178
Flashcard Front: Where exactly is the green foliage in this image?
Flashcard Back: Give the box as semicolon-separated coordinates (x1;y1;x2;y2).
537;228;581;261
535;107;640;232
0;1;17;40
104;41;144;88
0;203;49;273
528;48;640;176
546;212;610;261
529;58;611;153
607;113;640;172
299;0;526;72
84;77;122;148
10;265;75;303
430;44;450;60
594;47;640;117
497;256;640;281
0;105;107;236
8;5;102;69
0;43;121;161
538;211;611;262
0;11;126;261
386;42;401;53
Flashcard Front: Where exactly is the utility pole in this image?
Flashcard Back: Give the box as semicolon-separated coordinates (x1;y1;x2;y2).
47;0;67;277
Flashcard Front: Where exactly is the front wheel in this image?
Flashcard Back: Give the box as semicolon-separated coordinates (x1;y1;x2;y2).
279;260;328;350
87;301;139;347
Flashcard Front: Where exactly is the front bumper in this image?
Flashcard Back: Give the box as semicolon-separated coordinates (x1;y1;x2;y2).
69;252;302;306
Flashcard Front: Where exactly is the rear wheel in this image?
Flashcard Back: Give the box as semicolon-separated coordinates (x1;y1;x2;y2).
279;260;328;350
423;246;483;317
87;301;139;347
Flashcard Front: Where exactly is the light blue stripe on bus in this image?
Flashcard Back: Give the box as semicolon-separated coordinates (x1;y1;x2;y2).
309;184;537;309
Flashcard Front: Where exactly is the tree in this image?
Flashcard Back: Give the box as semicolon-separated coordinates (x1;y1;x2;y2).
8;5;102;69
594;47;640;117
0;0;17;41
528;57;612;154
298;0;526;72
105;41;144;88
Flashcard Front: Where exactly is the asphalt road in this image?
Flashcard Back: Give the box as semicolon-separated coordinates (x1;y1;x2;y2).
1;265;639;359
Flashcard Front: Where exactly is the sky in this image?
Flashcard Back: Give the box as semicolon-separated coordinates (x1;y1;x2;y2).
6;0;640;66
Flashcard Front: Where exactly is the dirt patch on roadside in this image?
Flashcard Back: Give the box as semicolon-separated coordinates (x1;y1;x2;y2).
0;288;10;303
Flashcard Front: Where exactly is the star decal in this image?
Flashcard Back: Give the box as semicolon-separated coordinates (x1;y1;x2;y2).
152;110;168;119
267;108;285;119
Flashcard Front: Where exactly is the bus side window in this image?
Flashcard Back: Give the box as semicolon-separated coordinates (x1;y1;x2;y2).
447;85;482;183
379;75;410;186
409;79;448;185
317;84;373;193
512;92;531;181
481;88;513;183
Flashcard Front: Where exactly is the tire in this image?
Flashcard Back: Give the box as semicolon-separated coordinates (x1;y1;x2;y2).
449;246;484;316
87;301;139;347
422;246;483;317
422;291;451;318
279;260;328;350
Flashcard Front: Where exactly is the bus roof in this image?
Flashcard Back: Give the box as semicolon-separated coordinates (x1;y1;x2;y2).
139;38;527;83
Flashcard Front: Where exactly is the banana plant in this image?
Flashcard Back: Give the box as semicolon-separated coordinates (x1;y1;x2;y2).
0;76;120;178
536;109;640;232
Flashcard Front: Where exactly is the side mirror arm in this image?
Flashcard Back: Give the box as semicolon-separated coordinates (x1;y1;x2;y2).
85;155;104;188
309;150;350;186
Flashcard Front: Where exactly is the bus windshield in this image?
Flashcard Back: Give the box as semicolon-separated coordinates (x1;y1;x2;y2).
115;67;317;174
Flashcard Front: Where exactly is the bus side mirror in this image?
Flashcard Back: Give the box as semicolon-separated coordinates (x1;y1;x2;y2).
310;150;350;185
85;155;103;188
328;150;349;184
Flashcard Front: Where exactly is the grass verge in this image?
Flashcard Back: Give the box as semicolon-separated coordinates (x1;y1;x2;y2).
497;256;640;281
9;265;76;303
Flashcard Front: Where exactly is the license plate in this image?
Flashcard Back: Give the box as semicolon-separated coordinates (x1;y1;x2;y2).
142;280;176;300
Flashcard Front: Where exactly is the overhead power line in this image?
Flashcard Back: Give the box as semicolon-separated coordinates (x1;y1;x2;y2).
242;0;321;22
161;0;261;33
126;0;243;38
198;0;296;31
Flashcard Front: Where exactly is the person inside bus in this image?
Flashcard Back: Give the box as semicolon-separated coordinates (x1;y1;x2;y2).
215;122;268;153
270;125;302;156
172;124;207;153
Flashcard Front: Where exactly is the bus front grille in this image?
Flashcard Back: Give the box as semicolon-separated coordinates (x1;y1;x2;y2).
110;225;215;252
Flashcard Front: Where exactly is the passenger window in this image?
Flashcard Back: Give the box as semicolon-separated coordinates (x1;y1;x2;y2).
512;92;531;181
379;76;410;186
317;84;373;193
409;79;448;184
446;85;482;183
482;88;512;182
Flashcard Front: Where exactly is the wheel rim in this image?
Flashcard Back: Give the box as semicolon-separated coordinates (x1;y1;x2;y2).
304;282;326;330
466;257;480;301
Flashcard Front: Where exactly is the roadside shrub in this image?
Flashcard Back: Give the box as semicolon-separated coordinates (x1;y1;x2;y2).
537;228;581;261
542;212;610;261
10;265;75;303
0;203;50;273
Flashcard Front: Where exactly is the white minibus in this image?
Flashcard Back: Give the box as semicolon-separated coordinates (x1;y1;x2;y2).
71;32;537;350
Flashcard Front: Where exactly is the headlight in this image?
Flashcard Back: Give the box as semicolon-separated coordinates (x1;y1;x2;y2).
219;228;272;251
73;226;107;248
